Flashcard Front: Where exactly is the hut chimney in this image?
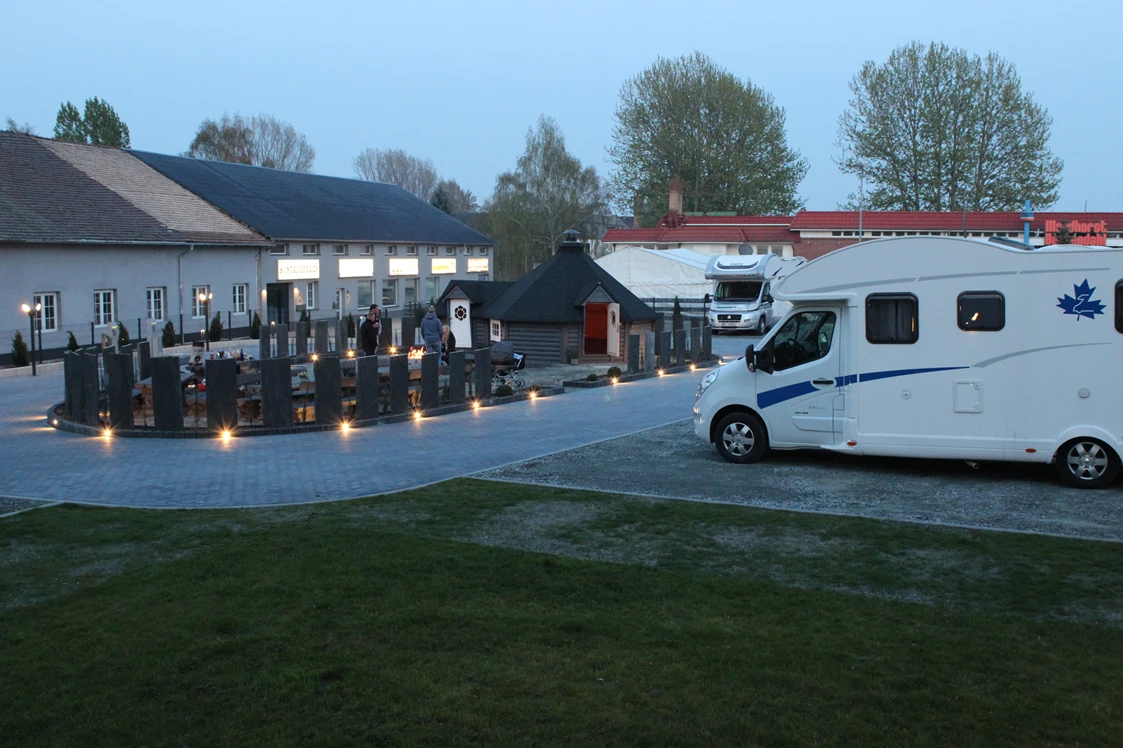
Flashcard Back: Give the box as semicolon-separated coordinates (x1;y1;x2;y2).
668;177;684;216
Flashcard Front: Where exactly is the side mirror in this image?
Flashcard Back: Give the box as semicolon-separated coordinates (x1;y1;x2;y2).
744;344;755;372
756;343;775;374
703;293;712;304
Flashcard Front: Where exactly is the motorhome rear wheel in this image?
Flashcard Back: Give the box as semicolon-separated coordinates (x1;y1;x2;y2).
714;411;769;464
1055;438;1121;489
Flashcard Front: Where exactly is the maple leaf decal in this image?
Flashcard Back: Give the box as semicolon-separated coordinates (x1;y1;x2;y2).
1056;279;1106;320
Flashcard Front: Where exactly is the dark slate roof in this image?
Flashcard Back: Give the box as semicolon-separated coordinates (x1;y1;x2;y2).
0;132;266;245
131;150;497;245
436;280;515;309
478;241;658;324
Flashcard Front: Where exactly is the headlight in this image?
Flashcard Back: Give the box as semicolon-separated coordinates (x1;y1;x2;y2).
696;368;720;398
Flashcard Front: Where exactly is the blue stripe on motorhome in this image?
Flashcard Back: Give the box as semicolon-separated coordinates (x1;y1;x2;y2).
758;366;969;409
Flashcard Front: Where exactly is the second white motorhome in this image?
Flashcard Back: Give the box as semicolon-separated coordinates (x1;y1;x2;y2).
704;253;806;334
693;236;1123;488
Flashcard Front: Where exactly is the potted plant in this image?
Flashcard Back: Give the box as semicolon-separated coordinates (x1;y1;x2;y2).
566;348;579;365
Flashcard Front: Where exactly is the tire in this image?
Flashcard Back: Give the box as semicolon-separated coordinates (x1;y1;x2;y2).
1055;438;1121;489
756;316;766;335
714;411;769;464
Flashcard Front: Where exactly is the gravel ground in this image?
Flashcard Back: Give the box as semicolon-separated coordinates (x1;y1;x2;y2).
476;420;1123;542
0;497;52;517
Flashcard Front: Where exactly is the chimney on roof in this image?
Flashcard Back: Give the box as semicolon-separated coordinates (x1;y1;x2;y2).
668;177;684;216
633;195;643;229
558;230;584;254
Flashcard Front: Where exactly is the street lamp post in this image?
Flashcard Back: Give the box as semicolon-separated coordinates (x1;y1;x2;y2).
197;290;213;350
20;303;40;376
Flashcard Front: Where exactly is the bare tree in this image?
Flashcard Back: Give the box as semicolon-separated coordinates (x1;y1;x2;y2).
187;113;315;172
352;148;439;200
5;117;36;135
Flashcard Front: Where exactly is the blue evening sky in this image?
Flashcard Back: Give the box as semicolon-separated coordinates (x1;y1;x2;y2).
5;0;1119;213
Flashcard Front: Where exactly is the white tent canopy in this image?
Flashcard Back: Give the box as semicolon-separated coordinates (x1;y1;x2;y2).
595;246;712;300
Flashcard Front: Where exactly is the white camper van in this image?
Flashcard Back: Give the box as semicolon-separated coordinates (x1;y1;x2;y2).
705;254;807;334
693;236;1123;488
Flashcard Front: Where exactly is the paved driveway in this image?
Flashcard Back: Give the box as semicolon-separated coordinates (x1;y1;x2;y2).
0;367;706;508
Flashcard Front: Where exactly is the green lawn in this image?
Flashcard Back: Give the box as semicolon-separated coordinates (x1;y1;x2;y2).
2;479;1121;746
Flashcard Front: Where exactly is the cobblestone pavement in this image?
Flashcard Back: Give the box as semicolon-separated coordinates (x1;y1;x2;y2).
0;366;708;509
477;420;1123;542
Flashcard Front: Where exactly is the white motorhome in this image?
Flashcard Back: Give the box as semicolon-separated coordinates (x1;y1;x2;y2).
705;253;806;335
693;236;1123;488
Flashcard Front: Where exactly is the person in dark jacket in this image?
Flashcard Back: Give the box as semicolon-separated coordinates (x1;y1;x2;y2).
420;305;443;354
359;304;380;356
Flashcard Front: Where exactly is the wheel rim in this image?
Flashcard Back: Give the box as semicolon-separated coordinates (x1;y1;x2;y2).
1065;441;1109;481
757;318;765;333
721;421;755;457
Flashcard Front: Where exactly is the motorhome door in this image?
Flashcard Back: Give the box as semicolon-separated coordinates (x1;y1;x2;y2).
755;309;842;447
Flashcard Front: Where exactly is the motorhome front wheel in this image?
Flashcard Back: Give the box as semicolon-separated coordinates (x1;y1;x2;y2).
1055;438;1121;489
714;411;769;464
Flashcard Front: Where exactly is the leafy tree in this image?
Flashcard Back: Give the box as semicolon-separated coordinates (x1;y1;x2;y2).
67;331;79;351
485;116;608;279
1053;222;1074;245
609;52;807;225
116;321;130;346
430;179;478;215
4;117;35;135
162;321;178;348
837;41;1062;211
352;148;439;200
208;313;224;342
249;312;261;340
187;113;315;172
53;98;130;147
11;331;30;367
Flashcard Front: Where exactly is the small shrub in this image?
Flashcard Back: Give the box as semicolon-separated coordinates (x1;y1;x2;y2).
586;373;598;382
494;383;514;397
346;313;356;338
673;296;682;315
116;321;130;346
529;384;541;393
566;348;579;362
299;309;310;324
250;312;261;340
162;321;178;348
208;313;223;342
10;331;30;367
67;331;79;351
607;366;622;378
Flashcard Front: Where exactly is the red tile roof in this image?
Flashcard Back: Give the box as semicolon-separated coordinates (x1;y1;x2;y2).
789;210;1123;231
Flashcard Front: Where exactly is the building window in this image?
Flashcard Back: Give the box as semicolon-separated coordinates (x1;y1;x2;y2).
357;280;375;310
445;246;456;255
302;243;320;256
403;278;419;307
866;294;918;344
333;244;348;256
270;244;288;255
94;289;115;327
490;320;502;341
427;245;437;255
478;274;489;281
305;281;317;310
957;292;1005;331
406;245;418;256
424;276;439;302
232;284;248;315
191;286;211;319
478;247;488;255
145;288;164;322
361;244;373;255
1116;281;1123;334
34;292;59;332
382;279;398;307
387;245;397;256
465;246;474;255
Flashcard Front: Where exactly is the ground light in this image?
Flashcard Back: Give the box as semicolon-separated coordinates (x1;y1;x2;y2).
346;350;355;358
690;364;696;371
310;353;319;362
472;400;481;410
529;390;538;399
220;429;232;442
658;369;665;377
340;421;351;434
102;428;112;439
612;377;619;385
413;410;422;421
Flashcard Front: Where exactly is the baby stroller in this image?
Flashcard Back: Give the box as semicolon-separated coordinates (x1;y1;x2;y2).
489;340;527;390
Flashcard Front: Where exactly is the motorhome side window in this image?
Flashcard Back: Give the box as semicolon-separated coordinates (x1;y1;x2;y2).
1116;281;1123;333
866;294;918;344
957;292;1005;331
768;311;836;371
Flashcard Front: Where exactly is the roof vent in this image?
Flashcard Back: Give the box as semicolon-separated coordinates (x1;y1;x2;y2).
559;230;583;253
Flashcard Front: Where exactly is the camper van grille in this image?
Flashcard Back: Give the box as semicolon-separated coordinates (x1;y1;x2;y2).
717;314;741;321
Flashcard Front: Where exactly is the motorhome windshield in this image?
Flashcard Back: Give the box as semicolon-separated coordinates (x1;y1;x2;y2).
715;281;763;301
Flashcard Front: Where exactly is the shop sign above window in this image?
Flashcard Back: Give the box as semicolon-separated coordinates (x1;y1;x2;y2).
467;258;490;274
277;259;320;280
431;258;457;274
388;258;419;276
338;258;374;278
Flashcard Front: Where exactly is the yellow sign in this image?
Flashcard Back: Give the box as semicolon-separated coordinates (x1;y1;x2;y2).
431;258;457;274
388;258;419;276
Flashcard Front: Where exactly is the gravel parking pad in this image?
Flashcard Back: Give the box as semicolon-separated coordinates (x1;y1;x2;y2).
476;420;1123;542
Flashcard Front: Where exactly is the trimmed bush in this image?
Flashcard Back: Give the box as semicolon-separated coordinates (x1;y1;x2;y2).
67;331;79;352
494;383;514;397
346;313;356;338
10;331;30;367
116;321;130;346
208;313;223;342
607;366;622;378
162;322;177;348
586;373;598;382
250;312;261;340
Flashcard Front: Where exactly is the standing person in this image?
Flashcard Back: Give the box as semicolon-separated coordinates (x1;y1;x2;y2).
359;304;381;356
420;305;443;354
441;324;456;363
